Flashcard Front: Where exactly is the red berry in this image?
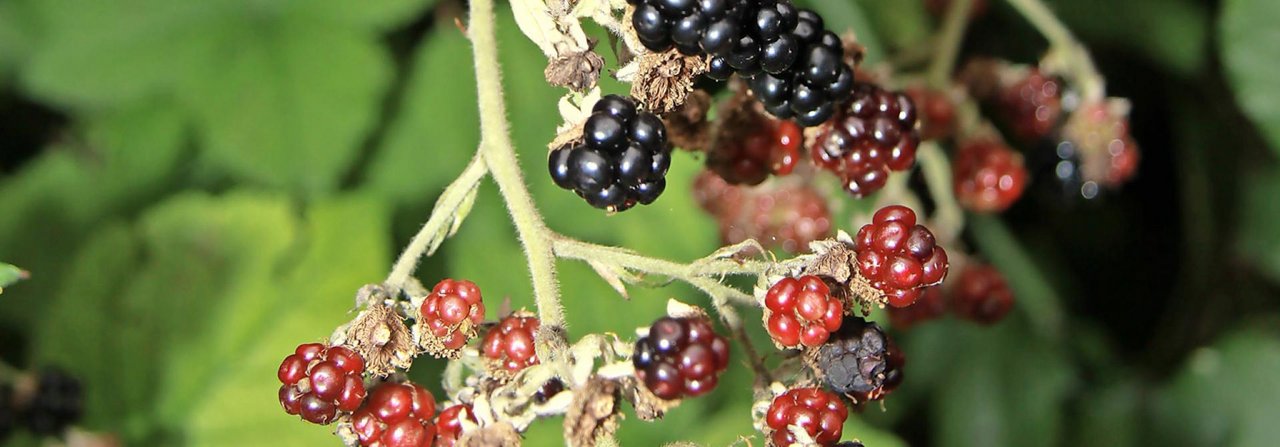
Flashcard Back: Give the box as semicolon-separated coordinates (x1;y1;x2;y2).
853;206;948;306
420;279;486;350
433;404;476;447
951;264;1015;324
813;83;921;198
277;344;367;424
953;139;1029;213
708;117;805;185
765;388;848;446
764;276;845;349
998;69;1062;142
632;316;730;400
887;287;947;329
705;177;833;254
482;315;541;372
906;87;957;141
352;382;437;447
1062;101;1141;188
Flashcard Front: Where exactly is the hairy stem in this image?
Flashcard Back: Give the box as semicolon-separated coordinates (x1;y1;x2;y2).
1004;0;1105;101
468;0;566;335
928;0;974;87
918;142;964;245
385;155;489;290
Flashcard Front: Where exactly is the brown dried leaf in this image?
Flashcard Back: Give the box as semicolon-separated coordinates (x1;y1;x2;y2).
630;50;708;114
563;376;622;447
342;303;416;376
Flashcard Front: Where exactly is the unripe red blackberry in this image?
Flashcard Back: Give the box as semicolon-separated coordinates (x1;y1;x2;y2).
693;169;748;217
351;382;437;447
433;404;476;447
951;264;1015;325
278;343;367;425
886;286;947;329
720;183;833;254
853;205;949;307
1062;101;1140;187
420;279;486;350
813;316;903;402
952;139;1029;213
998;69;1062;142
707;117;803;185
765;387;848;447
550;95;672;212
905;87;957;141
632;316;731;400
764;275;844;348
812;83;921;198
482;315;541;372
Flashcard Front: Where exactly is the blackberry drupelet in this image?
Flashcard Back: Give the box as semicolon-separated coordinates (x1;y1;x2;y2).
550;95;673;212
812;82;921;197
351;382;437;447
740;6;856;126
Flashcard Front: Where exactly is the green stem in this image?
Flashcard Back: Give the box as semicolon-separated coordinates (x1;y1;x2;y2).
917;142;964;244
1004;0;1106;101
385;155;489;290
927;0;974;88
468;0;566;336
967;214;1065;339
550;236;761;307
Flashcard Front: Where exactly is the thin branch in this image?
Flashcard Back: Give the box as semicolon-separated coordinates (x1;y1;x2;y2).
927;0;974;88
468;0;566;336
917;142;964;245
1004;0;1106;101
385;155;489;290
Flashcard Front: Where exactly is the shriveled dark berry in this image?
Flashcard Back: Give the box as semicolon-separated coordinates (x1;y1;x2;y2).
812;82;921;197
551;95;672;211
813;316;903;402
632;316;730;400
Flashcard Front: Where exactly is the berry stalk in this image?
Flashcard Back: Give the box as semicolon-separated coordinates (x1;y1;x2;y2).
467;0;567;347
917;142;965;244
1003;0;1105;101
927;0;975;88
385;155;489;291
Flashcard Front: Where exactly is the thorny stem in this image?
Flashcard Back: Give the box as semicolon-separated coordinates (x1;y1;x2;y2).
927;0;973;88
385;155;488;291
1004;0;1106;101
468;0;567;340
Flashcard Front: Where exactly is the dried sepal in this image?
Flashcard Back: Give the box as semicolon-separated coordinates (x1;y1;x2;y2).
629;50;708;114
546;47;605;92
663;89;713;151
457;421;522;447
619;376;677;421
415;316;477;361
563;376;622;447
776;233;888;314
339;302;416;377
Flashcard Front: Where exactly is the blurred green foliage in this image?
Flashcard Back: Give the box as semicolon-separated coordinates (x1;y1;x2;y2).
0;0;1278;446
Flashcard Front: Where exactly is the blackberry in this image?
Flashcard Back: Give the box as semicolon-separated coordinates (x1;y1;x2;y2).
706;114;802;185
998;69;1062;142
550;95;672;212
482;314;541;372
632;316;730;400
905;87;957;141
812;83;920;197
951;264;1015;325
886;286;947;329
22;368;84;436
278;344;368;425
764;275;844;348
433;404;476;447
718;180;833;254
351;382;437;447
419;279;486;351
765;387;848;446
952;139;1029;213
813;316;903;402
852;205;949;308
628;0;751;56
740;7;856;126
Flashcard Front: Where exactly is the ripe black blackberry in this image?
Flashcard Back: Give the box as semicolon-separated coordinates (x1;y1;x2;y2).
813;317;903;403
23;368;83;436
550;95;673;212
812;83;921;197
632;316;731;400
628;0;752;56
736;7;856;126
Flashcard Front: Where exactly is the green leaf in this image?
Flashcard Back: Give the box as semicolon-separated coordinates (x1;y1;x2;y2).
1052;0;1208;76
0;262;28;293
19;0;396;194
1221;0;1280;156
1237;162;1280;283
1152;327;1280;447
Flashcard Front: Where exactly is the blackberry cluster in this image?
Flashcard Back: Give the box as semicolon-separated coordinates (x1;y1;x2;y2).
351;382;437;447
434;404;476;447
632;316;731;400
764;387;848;447
739;7;856;126
693;171;833;254
550;95;672;212
952;264;1015;325
22;368;85;436
764;275;845;349
812;83;921;197
419;278;486;351
481;315;541;372
278;343;367;425
998;69;1062;142
628;0;753;56
853;205;948;308
952;139;1029;213
814;316;903;402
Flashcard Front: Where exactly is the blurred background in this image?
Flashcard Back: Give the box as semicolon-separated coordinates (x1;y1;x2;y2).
1;0;1278;445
